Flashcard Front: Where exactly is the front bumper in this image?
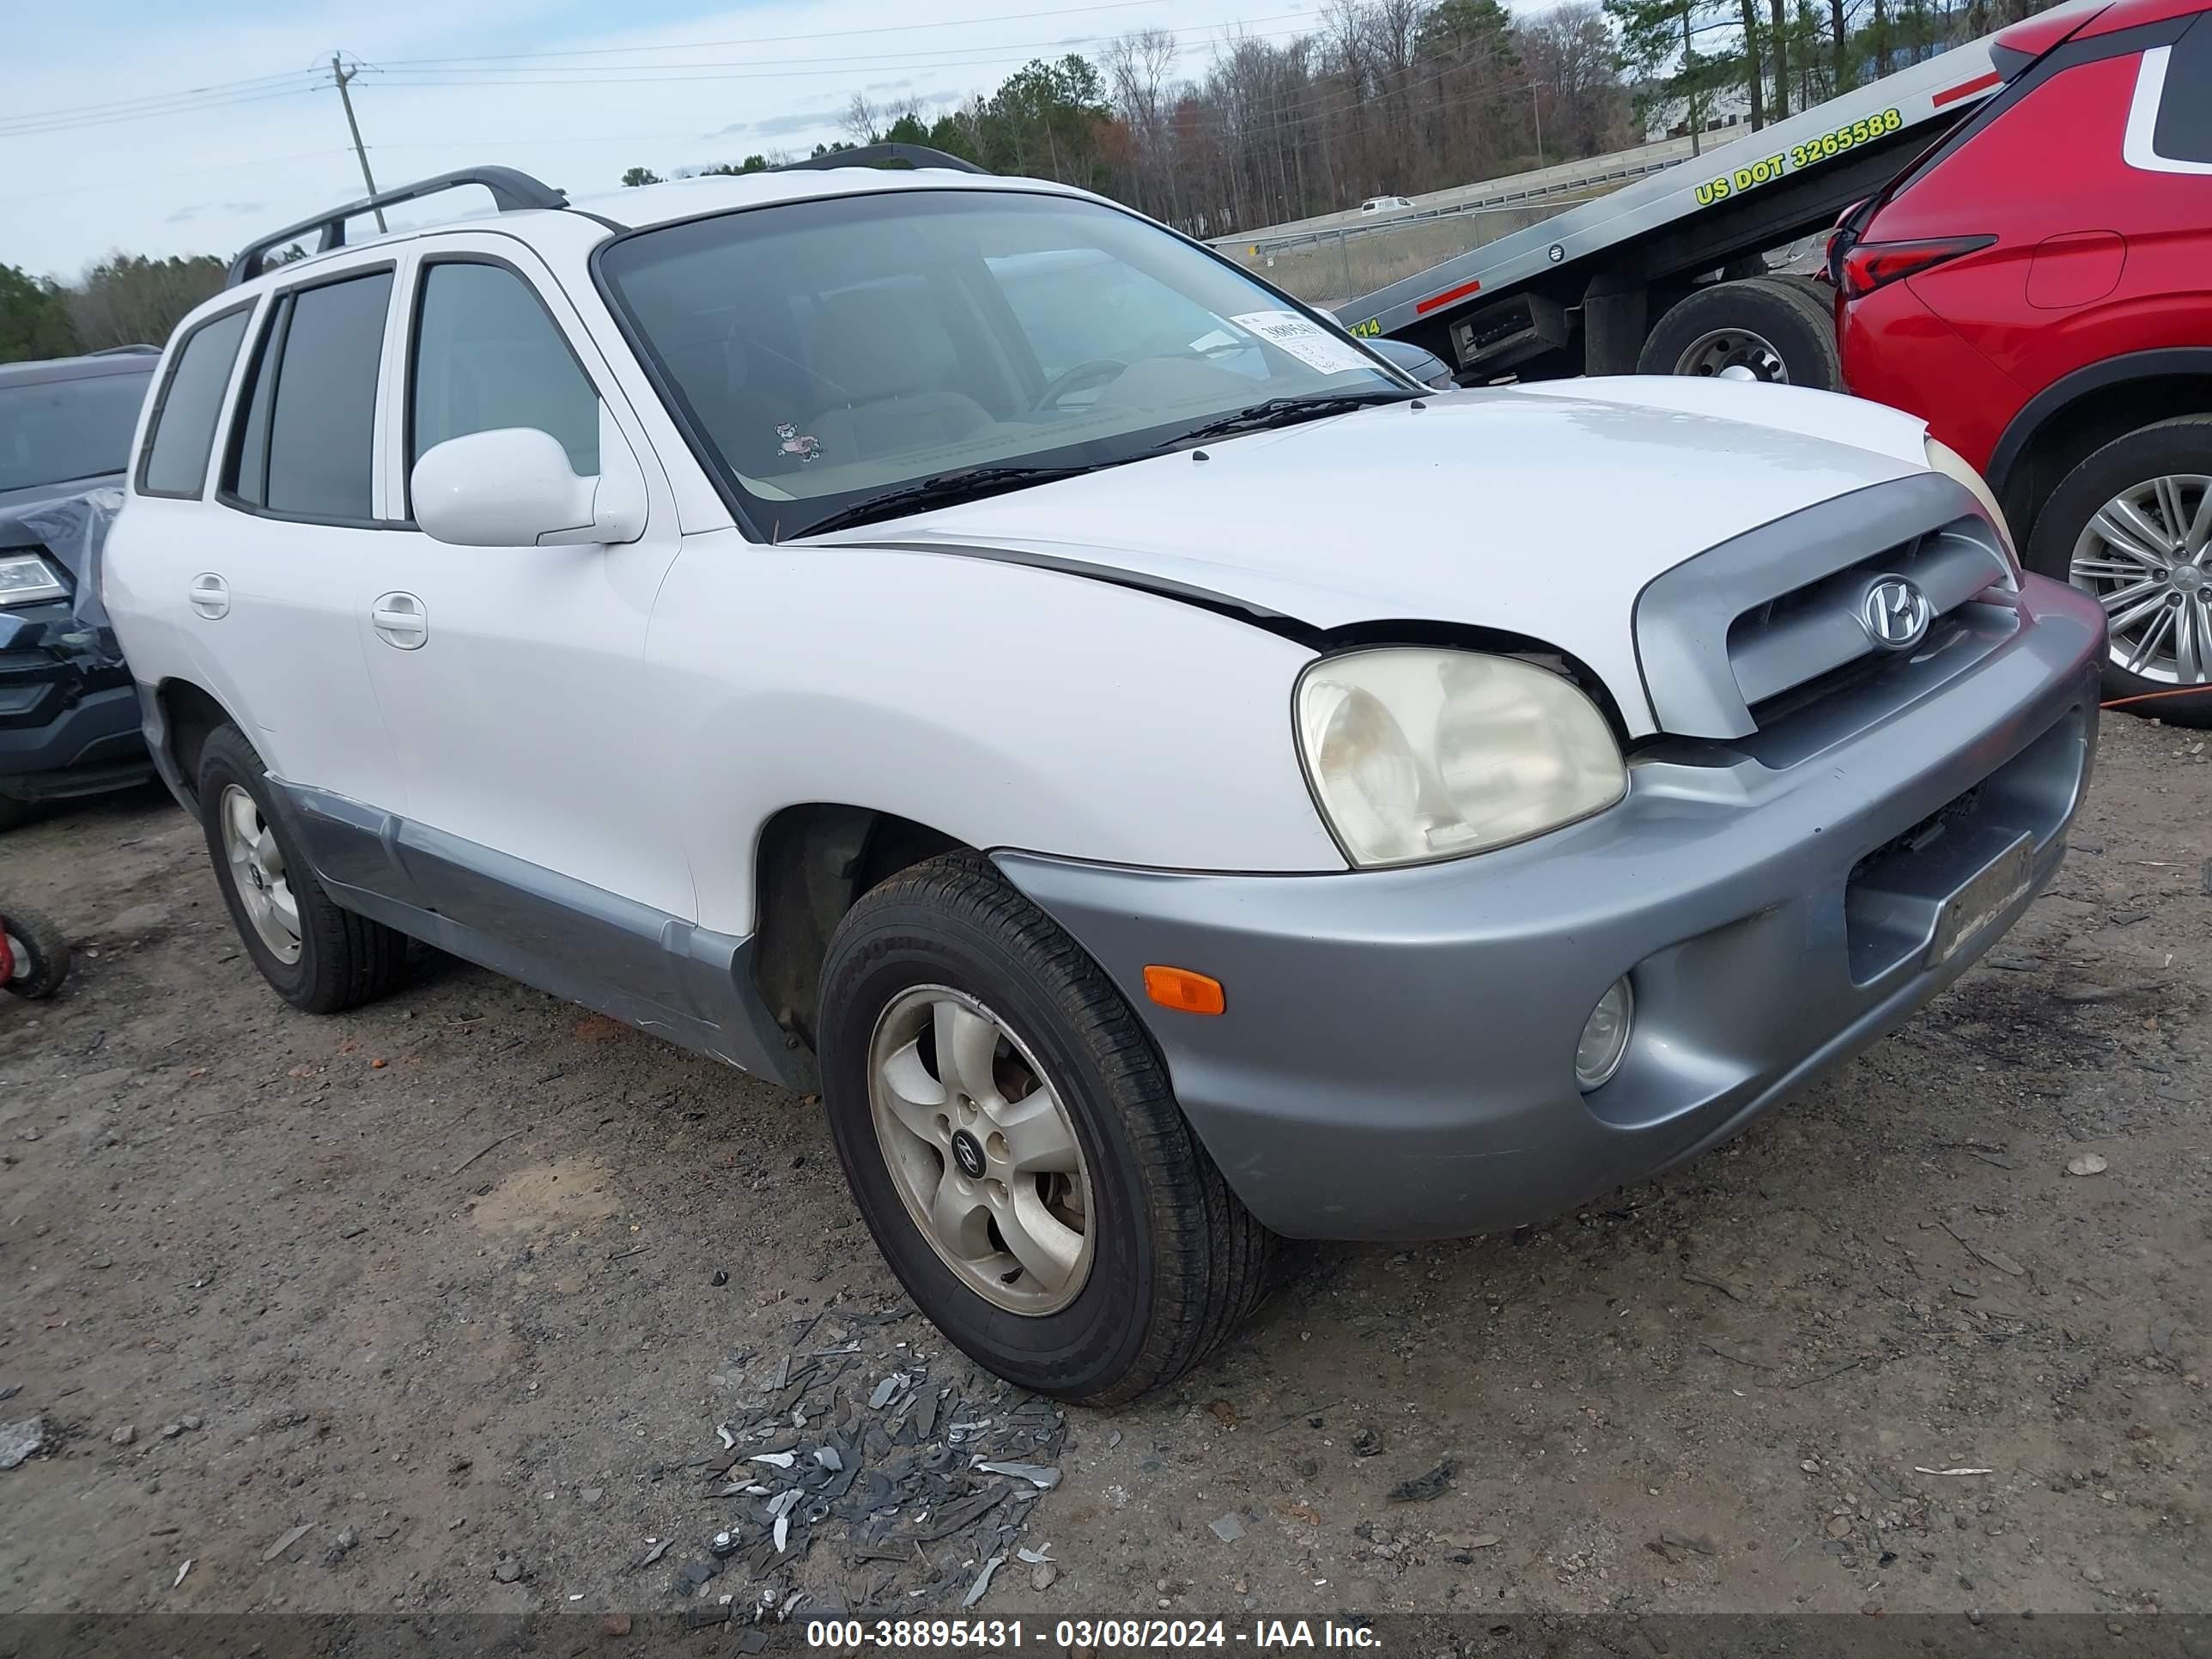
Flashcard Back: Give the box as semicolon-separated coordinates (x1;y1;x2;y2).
0;659;149;802
995;576;2104;1241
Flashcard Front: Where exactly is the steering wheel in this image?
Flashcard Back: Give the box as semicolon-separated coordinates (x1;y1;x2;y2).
1035;358;1127;412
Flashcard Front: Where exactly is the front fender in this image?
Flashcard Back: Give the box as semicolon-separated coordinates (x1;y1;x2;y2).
648;534;1346;936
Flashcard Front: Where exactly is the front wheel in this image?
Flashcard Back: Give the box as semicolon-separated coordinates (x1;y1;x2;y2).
2026;415;2212;726
817;854;1275;1404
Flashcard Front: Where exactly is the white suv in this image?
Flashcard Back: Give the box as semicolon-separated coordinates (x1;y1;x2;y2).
106;154;2104;1402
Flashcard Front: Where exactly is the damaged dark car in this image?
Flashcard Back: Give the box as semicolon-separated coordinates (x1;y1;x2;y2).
1;350;160;830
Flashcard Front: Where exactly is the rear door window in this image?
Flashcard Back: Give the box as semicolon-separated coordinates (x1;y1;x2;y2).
138;307;250;498
225;270;393;521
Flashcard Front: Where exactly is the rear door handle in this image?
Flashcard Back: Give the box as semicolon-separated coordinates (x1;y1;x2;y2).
370;591;428;650
187;573;228;620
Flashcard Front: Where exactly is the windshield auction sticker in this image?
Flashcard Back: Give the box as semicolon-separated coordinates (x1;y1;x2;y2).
1231;311;1377;376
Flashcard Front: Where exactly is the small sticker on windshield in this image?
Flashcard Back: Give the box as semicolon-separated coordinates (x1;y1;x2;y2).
775;422;822;463
1230;310;1375;376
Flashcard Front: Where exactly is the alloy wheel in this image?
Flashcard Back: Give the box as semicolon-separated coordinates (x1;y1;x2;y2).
2070;472;2212;685
866;984;1095;1316
219;784;303;964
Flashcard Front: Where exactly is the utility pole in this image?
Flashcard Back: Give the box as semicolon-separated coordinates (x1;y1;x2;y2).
1531;82;1546;168
330;53;387;230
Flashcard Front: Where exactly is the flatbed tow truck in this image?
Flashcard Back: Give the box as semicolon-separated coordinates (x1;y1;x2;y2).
1339;27;2036;386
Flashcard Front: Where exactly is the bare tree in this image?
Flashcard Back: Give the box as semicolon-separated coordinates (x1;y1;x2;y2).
842;92;878;144
65;254;226;351
1102;27;1180;215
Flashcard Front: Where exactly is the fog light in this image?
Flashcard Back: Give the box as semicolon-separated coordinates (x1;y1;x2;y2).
1575;977;1633;1091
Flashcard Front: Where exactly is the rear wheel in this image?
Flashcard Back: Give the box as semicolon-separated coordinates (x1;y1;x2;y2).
197;725;410;1011
2026;415;2212;726
1638;276;1842;392
2;904;70;1000
817;853;1275;1404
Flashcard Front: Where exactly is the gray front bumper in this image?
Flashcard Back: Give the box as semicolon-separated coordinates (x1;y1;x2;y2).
995;576;2104;1241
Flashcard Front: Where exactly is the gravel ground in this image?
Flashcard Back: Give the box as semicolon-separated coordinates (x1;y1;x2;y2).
0;714;2205;1628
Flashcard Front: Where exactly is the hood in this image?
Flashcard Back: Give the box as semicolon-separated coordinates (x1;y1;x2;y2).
835;379;1929;728
0;469;126;513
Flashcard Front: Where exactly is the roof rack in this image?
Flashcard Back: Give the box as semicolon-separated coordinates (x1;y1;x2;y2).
227;166;568;289
772;143;988;175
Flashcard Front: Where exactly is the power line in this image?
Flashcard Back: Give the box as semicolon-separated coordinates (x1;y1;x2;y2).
0;5;1285;137
356;34;1312;90
356;14;1312;78
0;67;323;132
374;0;1193;66
0;82;324;140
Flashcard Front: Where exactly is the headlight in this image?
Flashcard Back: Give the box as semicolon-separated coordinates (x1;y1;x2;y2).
1295;647;1626;867
1924;437;2018;574
0;553;68;608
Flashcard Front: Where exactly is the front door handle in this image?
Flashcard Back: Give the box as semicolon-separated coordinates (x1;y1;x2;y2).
187;573;228;620
370;591;428;650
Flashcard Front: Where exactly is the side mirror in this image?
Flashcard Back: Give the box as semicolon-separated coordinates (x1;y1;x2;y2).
410;409;645;547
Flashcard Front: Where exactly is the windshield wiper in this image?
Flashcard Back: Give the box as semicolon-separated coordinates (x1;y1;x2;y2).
787;464;1100;539
1167;389;1417;447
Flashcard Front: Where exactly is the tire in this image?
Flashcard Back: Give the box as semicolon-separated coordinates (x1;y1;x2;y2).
2;903;71;999
2025;415;2212;728
1638;276;1842;392
0;794;30;833
817;852;1276;1404
1763;271;1839;312
197;725;410;1012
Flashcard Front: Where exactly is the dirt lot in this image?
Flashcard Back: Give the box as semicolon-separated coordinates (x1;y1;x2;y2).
1;714;2206;1632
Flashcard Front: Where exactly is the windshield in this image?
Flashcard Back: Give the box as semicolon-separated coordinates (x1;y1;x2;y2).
0;372;154;495
598;189;1404;537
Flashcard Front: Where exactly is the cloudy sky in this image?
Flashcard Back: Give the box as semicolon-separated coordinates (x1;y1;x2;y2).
2;0;1322;282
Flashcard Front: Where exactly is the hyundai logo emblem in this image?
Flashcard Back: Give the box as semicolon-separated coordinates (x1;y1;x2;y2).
950;1128;988;1180
1860;574;1933;651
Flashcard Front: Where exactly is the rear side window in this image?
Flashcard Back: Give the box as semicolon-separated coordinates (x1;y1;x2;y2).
2151;23;2211;165
139;307;251;498
410;260;599;480
225;270;392;522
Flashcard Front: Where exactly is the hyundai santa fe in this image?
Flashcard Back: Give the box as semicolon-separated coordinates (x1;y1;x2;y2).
103;155;2102;1401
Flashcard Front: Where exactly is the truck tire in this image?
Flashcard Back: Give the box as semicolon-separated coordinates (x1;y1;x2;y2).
197;724;410;1012
817;851;1276;1404
1638;276;1842;391
2;903;71;999
2025;415;2212;727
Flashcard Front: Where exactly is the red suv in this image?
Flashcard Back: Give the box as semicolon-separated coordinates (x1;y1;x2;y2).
1834;0;2212;722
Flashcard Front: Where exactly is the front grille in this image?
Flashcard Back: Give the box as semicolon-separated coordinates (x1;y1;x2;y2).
1743;611;1984;732
1632;475;2015;744
1726;520;2007;720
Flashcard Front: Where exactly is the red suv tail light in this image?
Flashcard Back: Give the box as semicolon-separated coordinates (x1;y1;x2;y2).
1838;235;1996;300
